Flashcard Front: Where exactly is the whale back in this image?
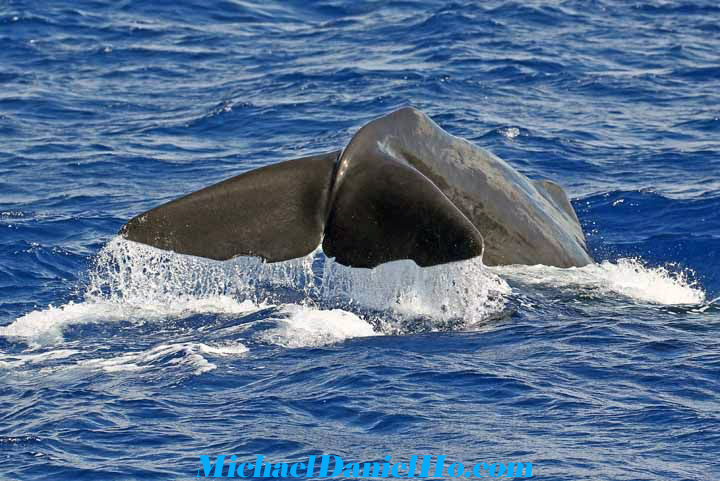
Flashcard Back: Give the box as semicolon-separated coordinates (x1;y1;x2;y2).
335;107;591;267
120;144;484;268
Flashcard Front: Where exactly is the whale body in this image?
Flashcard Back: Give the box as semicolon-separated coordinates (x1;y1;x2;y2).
120;107;592;269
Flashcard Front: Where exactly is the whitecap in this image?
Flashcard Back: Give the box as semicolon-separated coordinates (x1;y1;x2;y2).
0;349;80;369
77;341;249;375
258;304;377;348
492;258;705;305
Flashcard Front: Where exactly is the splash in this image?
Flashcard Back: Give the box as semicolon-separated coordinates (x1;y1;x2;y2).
493;258;705;305
85;237;316;305
319;256;511;330
1;237;511;343
0;237;305;343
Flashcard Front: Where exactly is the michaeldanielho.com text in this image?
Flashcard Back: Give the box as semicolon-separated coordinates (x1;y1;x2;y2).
196;454;533;478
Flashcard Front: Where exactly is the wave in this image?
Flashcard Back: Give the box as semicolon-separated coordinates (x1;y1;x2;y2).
1;238;709;356
258;305;377;349
77;341;248;375
492;258;705;305
0;296;259;344
0;348;80;369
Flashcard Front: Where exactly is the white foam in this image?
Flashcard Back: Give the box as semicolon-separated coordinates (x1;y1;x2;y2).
500;127;520;139
0;349;80;369
0;302;125;342
0;296;258;343
77;341;249;375
697;296;720;313
259;304;378;348
492;258;705;305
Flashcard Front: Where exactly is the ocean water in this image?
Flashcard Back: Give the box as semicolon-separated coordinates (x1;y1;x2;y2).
1;0;719;479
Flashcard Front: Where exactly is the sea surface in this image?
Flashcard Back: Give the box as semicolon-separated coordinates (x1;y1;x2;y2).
1;1;719;480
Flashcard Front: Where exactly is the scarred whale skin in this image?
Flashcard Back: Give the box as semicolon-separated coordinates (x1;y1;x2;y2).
337;107;591;267
120;107;592;269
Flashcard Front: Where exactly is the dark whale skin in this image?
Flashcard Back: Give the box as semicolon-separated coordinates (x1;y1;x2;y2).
120;108;591;269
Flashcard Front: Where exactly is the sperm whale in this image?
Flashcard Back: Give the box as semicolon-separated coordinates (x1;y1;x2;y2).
120;107;592;269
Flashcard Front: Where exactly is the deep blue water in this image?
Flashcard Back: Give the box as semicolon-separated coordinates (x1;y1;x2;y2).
1;1;720;480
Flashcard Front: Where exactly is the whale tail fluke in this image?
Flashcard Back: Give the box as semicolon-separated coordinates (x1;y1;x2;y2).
120;151;339;262
322;152;485;268
119;107;591;269
118;146;485;268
